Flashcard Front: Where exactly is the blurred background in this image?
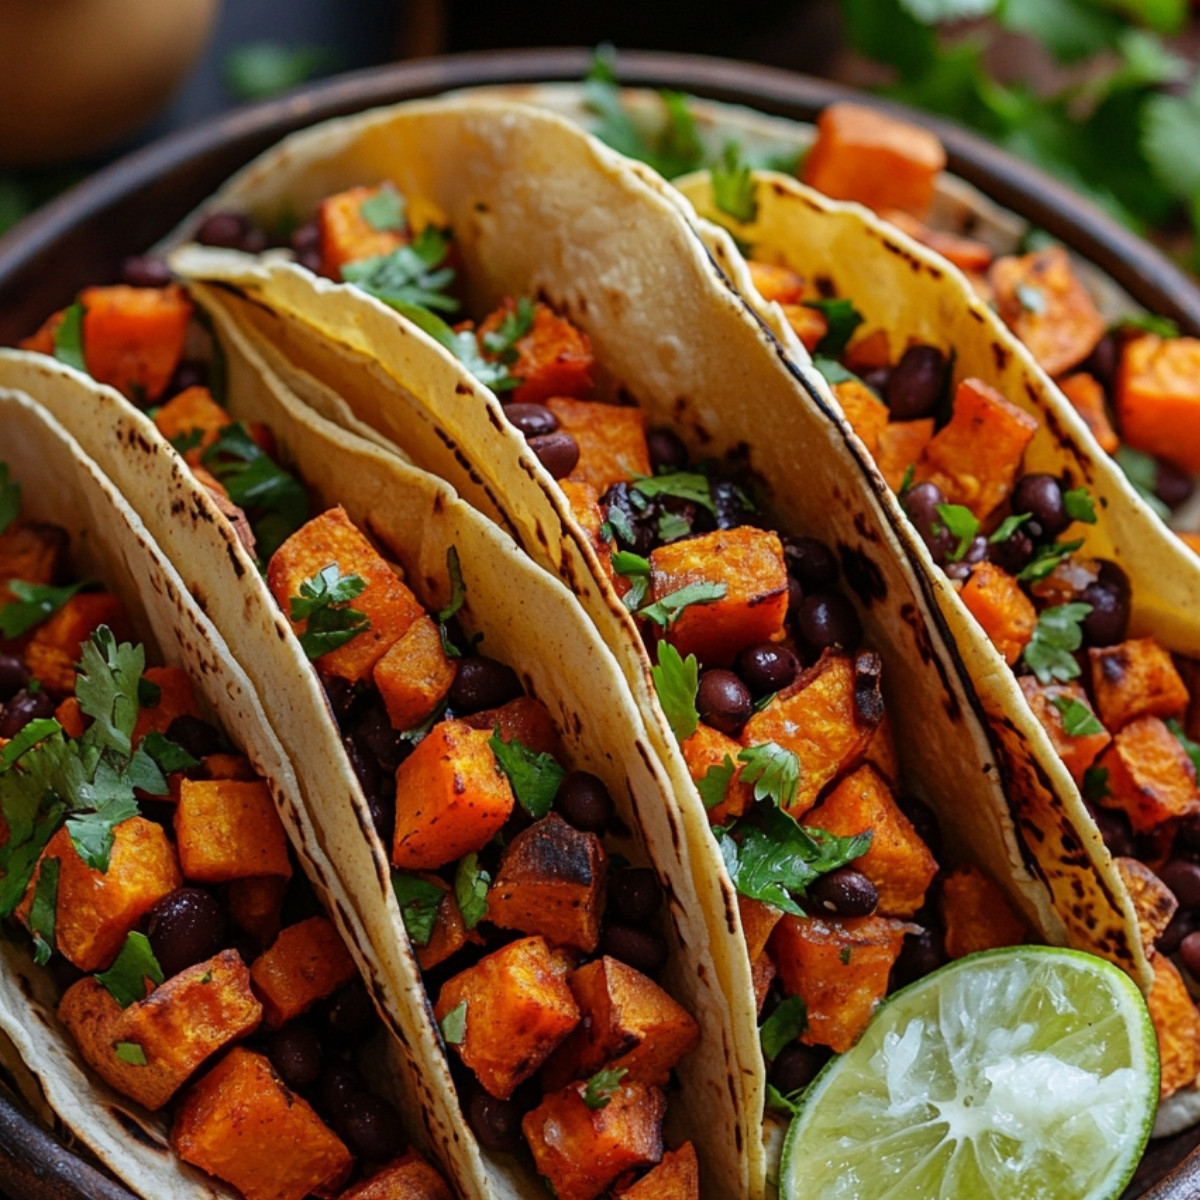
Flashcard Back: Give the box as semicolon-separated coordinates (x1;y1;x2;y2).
0;0;1198;271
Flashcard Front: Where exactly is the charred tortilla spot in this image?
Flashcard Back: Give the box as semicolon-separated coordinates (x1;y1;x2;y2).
968;308;986;323
837;542;887;605
225;542;246;580
853;511;881;544
455;381;473;396
432;493;444;515
898;603;934;665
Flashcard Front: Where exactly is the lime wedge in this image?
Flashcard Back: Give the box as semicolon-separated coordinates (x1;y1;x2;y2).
779;946;1158;1200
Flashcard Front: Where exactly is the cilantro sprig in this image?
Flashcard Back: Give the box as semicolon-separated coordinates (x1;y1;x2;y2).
934;504;979;563
698;755;737;811
341;227;457;313
359;185;406;233
737;742;801;810
802;298;865;359
96;931;164;1008
1023;602;1092;684
52;303;87;373
490;734;565;819
28;856;59;966
759;995;808;1061
389;301;523;393
582;1066;628;1111
440;1000;467;1045
638;582;727;628
612;550;652;611
454;852;491;932
1017;538;1085;584
481;297;535;362
1050;694;1105;738
392;870;445;948
711;142;758;223
435;545;468;658
0;580;89;640
289;564;370;660
650;641;699;742
632;470;716;514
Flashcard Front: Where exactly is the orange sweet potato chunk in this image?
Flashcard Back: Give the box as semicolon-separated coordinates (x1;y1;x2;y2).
461;695;565;760
373;614;457;732
741;650;883;817
834;379;889;459
268;508;424;684
769;914;909;1053
844;328;892;374
487;814;607;953
228;875;288;949
1018;676;1111;786
1148;954;1200;1099
409;873;470;972
1059;372;1119;455
176;779;292;883
802;102;946;218
1116;335;1200;473
959;562;1037;667
939;865;1027;959
317;184;409;278
865;711;900;784
915;378;1039;519
747;261;806;306
131;665;201;748
805;764;938;917
391;720;514;870
153;387;234;465
680;723;754;826
781;304;828;353
876;418;935;492
78;284;193;403
614;1142;699;1199
649;527;788;667
739;895;784;962
434;936;580;1100
173;1047;352;1200
1115;858;1177;952
1089;638;1189;732
482;300;594;406
752;952;777;1017
25;592;128;696
337;1152;454;1200
522;1081;665;1200
249;916;358;1029
0;520;69;595
54;696;85;739
1097;716;1200;833
558;479;613;573
545;397;652;494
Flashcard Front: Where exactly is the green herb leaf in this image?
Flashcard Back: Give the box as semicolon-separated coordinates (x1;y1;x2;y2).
28;856;59;966
0;579;88;640
113;1041;147;1066
52;303;87;372
1117;312;1181;339
359;185;406;233
440;999;467;1045
813;356;857;386
1082;765;1111;803
738;743;801;810
611;550;652;579
651;641;699;743
137;677;162;709
481;297;536;361
638;582;727;628
1062;487;1097;525
712;142;758;224
766;1083;802;1116
138;732;199;775
389;301;521;393
454;852;491;932
168;429;204;456
934;504;980;562
1050;694;1105;737
1167;718;1200;776
1023;602;1092;684
0;464;21;535
66;796;141;872
1115;445;1171;520
391;870;445;948
0;718;61;771
75;628;144;757
225;42;332;101
1142;79;1200;206
490;734;565;820
657;510;693;542
803;298;865;359
341;228;458;314
434;545;468;659
1015;283;1047;315
289;564;370;661
989;512;1032;544
632;471;715;514
1017;538;1085;583
898;463;916;502
582;1066;628;1110
759;995;807;1061
605;506;637;546
96;931;163;1008
698;755;737;811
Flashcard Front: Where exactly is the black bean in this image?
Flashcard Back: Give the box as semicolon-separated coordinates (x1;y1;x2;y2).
769;1043;830;1094
529;432;580;480
1181;931;1200;979
324;677;360;724
352;703;405;772
1081;334;1118;390
144;888;226;979
323;979;377;1044
239;226;269;254
988;528;1034;575
889;927;947;990
787;576;805;622
465;1086;525;1153
608;868;662;925
809;868;878;917
196;211;255;250
782;537;839;593
166;714;225;761
896;795;942;861
861;367;891;395
290;221;320;253
696;669;753;735
119;255;172;288
335;1092;404;1163
0;655;31;702
166;360;208;398
600;483;656;556
266;1021;323;1090
1092;807;1134;858
296;248;323;274
0;688;56;739
646;428;690;473
319;1060;365;1119
1160;860;1200;910
734;644;799;698
600;923;668;976
1012;474;1070;539
884;345;946;421
712;481;753;530
903;482;955;564
796;592;862;652
943;561;972;583
1080;581;1129;647
506;404;559;438
366;791;396;847
1155;459;1194;511
1178;813;1200;854
556;771;615;834
1159;909;1197;956
344;738;383;802
449;657;522;716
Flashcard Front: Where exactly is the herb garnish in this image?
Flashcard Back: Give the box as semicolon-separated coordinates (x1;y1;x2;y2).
651;641;699;742
481;297;536;362
737;742;801;810
289;564;370;660
1168;718;1200;775
359;184;406;233
391;870;445;947
0;465;19;535
698;755;737;811
582;1066;629;1111
52;303;87;373
28;857;59;966
434;545;468;658
1017;538;1086;583
712;142;758;223
490;734;565;820
803;298;865;359
632;470;715;513
97;931;164;1008
989;512;1032;544
0;580;88;640
1082;765;1111;803
759;995;808;1061
1115;446;1171;520
454;852;491;932
638;582;727;628
113;1042;148;1066
934;504;979;562
440;1000;467;1045
341;228;457;313
1062;487;1098;525
1023;602;1092;684
1050;694;1105;737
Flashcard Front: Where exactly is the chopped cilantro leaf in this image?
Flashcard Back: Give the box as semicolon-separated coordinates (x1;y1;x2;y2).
1117;313;1180;339
289;563;370;661
766;1083;802;1116
490;733;565;820
138;677;162;709
168;429;204;456
1023;602;1091;684
0;464;20;535
391;870;445;948
225;42;331;101
481;298;535;361
113;1041;147;1066
1017;538;1085;583
66;796;141;871
454;853;491;932
390;301;520;393
52;303;87;372
440;1000;467;1045
96;931;163;1008
138;731;199;774
28;856;59;966
1015;283;1047;315
342;228;457;313
813;356;857;386
1050;694;1105;737
759;995;807;1060
359;184;406;233
1081;765;1111;803
605;506;637;546
1062;487;1098;524
898;463;916;501
435;545;468;660
712;142;758;223
638;582;727;628
698;755;737;811
0;718;61;771
652;641;699;743
632;471;715;513
0;579;88;639
803;298;865;359
611;550;652;578
934;504;979;562
1168;718;1200;776
657;510;692;542
989;512;1032;543
1115;446;1171;520
75;627;144;757
738;743;801;810
583;1066;628;1110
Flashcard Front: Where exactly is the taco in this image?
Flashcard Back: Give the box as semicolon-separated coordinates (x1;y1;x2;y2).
0;390;456;1200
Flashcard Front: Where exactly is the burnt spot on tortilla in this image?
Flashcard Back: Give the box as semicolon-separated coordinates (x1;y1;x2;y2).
485;406;506;433
853;512;882;544
968;308;986;324
838;541;887;605
225;542;246;580
721;885;738;937
474;201;489;214
109;1108;168;1150
190;585;209;616
432;492;445;516
170;498;185;516
814;274;836;299
572;712;583;738
898;603;934;665
991;343;1010;373
455;381;473;397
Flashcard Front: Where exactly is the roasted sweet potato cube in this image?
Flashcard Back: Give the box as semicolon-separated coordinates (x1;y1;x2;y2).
173;1046;352;1200
1028;556;1100;609
741;650;883;817
1059;372;1119;454
752;953;777;1017
959;563;1037;667
77;284;192;403
876;418;935;492
460;695;565;760
337;1152;454;1200
25;592;128;695
1116;858;1177;952
559;479;613;568
940;865;1027;959
1097;716;1200;833
0;520;69;595
746;261;806;306
228;875;289;948
915;378;1038;520
249;916;358;1029
843;328;892;374
373;614;457;732
1089;638;1189;732
201;753;259;781
802;102;946;218
433;936;580;1100
268;508;424;684
55;696;86;739
480;299;594;406
522;1081;666;1200
176;779;292;883
1018;676;1111;786
649;527;788;667
545;397;652;494
20;818;181;971
318;184;410;278
392;720;514;870
1148;954;1200;1099
680;723;754;826
153;387;234;465
1115;334;1200;473
487;814;607;953
131;665;201;748
834;380;889;459
614;1143;699;1199
739;895;784;962
409;873;470;972
864;711;900;784
770;914;909;1053
805;765;938;917
989;248;1106;379
781;304;828;353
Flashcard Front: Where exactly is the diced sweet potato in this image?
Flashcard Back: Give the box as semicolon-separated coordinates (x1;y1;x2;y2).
1028;556;1100;609
781;304;828;353
487;814;607;953
153;388;234;465
460;694;565;760
17;308;63;356
1180;533;1200;558
802;102;946;218
317;184;410;278
373;614;457;732
545;397;652;494
914;378;1039;520
878;209;994;273
391;720;514;870
1148;954;1200;1099
864;711;900;784
747;261;806;306
1115;334;1200;473
1089;638;1189;731
176;779;292;883
173;1047;352;1200
522;1081;665;1200
959;562;1037;667
843;328;892;374
480;300;594;406
769;914;909;1053
541;957;700;1092
20;818;181;971
989;248;1106;379
752;953;777;1016
201;753;259;781
336;1152;454;1200
1116;858;1177;953
433;936;580;1100
268;508;424;684
876;418;935;492
804;765;938;917
614;1142;699;1199
25;592;128;695
1059;372;1119;454
1018;676;1112;786
741;650;883;817
55;696;86;739
249;916;358;1029
939;865;1027;959
1096;716;1200;833
0;520;69;595
739;894;785;962
411;873;470;972
834;380;889;458
131;665;201;748
680;723;754;826
77;285;193;403
558;479;614;574
649;527;788;667
228;875;288;948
